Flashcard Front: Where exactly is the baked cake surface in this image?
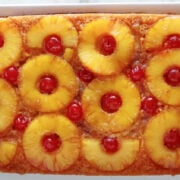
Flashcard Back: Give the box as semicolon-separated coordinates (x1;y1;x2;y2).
0;14;179;175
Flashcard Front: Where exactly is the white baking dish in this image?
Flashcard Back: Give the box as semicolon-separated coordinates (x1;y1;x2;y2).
0;3;180;16
0;3;179;180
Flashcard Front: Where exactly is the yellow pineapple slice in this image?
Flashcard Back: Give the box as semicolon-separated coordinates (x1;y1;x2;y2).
144;109;180;168
0;18;22;72
27;16;77;55
78;19;135;75
144;17;180;50
63;48;74;62
0;141;17;166
19;54;78;112
146;49;180;106
0;79;17;132
82;137;139;171
82;75;140;133
23;114;80;172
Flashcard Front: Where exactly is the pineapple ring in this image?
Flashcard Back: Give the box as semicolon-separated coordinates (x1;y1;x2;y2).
144;109;180;168
0;141;17;166
146;49;180;106
144;17;180;50
78;19;135;75
0;79;17;132
19;54;78;112
27;16;78;56
0;19;22;72
82;138;139;171
82;75;141;133
23;114;80;172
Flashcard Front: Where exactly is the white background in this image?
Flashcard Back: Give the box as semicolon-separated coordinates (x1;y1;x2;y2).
0;0;179;4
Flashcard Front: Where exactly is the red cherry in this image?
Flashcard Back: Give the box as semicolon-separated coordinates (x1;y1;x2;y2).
101;92;122;113
128;65;145;82
43;35;64;55
164;129;180;150
96;34;116;55
39;75;58;94
164;66;180;87
163;34;180;49
3;66;19;85
101;136;119;154
66;101;83;123
0;35;4;48
13;114;30;131
141;96;158;115
41;133;61;153
78;68;94;83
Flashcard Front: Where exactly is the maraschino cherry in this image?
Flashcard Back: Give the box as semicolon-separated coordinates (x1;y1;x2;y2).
78;68;94;83
128;65;145;82
41;133;61;153
3;66;19;86
101;136;119;154
96;34;116;55
163;34;180;49
164;66;180;87
0;35;4;48
164;129;180;150
66;101;83;123
13;114;30;131
44;35;64;55
39;75;58;94
141;96;159;115
101;92;122;113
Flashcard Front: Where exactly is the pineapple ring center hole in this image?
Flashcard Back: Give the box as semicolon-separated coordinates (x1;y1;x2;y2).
38;74;58;94
0;34;4;48
163;66;180;87
163;34;180;49
163;128;180;150
96;33;116;56
43;34;64;56
41;133;62;153
101;92;122;113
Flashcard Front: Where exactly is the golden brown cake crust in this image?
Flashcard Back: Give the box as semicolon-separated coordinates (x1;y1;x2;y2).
0;14;179;175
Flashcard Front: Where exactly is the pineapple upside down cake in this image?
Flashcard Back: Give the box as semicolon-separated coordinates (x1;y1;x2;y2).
0;14;179;175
